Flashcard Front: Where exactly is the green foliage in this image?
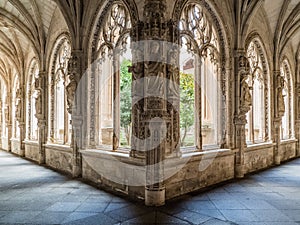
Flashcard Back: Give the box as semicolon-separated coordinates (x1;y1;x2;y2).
120;59;132;146
180;72;195;146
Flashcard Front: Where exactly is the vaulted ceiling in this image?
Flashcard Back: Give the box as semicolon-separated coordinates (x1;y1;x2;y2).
0;0;300;88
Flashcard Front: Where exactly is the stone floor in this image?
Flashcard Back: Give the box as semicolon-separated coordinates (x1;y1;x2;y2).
0;151;300;225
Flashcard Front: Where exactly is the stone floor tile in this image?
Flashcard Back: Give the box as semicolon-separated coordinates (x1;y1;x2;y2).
61;212;98;223
220;209;259;222
0;211;41;223
1;150;300;224
63;212;119;225
250;209;293;222
75;202;109;213
28;211;71;224
174;209;211;224
202;219;237;225
211;200;248;210
46;202;81;212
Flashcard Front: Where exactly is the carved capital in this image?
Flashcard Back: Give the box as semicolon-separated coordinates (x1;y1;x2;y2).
143;0;168;40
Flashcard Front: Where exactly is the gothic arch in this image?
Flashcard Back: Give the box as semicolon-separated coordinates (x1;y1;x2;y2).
281;57;294;139
48;34;72;143
26;58;39;140
84;0;138;62
172;0;231;72
86;1;133;149
245;34;271;142
172;0;232;148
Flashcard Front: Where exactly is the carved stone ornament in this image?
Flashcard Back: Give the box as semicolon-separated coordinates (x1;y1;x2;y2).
15;88;22;121
239;71;252;115
34;77;43;119
66;53;80;114
238;55;252;118
277;75;285;117
4;104;9;124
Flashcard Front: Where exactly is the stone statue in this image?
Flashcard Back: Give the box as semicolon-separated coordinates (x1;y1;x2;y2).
4;105;9;124
167;48;180;100
15;88;22;121
145;41;166;96
277;75;285;117
66;74;77;114
240;72;252;115
35;89;42;116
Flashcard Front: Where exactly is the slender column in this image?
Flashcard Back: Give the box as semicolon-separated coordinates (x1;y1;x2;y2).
66;50;83;177
5;92;12;152
234;51;252;178
15;87;25;156
142;0;170;206
273;71;285;165
296;84;300;156
113;54;120;151
35;72;47;164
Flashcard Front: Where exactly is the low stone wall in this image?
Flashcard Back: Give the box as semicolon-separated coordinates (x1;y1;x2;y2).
24;141;39;162
244;143;274;174
81;150;145;200
279;139;297;162
45;144;73;175
165;149;235;200
11;139;21;155
1;137;9;151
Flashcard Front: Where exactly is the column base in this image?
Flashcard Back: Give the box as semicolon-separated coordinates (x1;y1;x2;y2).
145;187;165;206
235;164;245;178
274;155;281;165
20;149;25;157
72;165;82;178
38;153;45;165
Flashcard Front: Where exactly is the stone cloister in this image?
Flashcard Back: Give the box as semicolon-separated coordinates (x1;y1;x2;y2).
0;0;300;206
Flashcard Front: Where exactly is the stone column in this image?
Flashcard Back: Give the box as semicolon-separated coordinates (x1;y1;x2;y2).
66;50;83;177
0;98;2;149
234;52;251;178
295;84;300;157
15;87;25;157
142;0;171;206
273;71;285;165
35;72;47;164
5;92;12;152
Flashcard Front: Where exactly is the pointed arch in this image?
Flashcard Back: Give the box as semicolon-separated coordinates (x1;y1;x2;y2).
48;33;72;144
245;34;271;143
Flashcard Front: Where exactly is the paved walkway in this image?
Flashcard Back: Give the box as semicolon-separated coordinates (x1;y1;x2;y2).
0;150;300;225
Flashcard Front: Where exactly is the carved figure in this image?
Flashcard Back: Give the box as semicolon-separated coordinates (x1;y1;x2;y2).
240;72;252;115
277;76;285;116
145;41;165;96
66;74;77;114
167;48;180;99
